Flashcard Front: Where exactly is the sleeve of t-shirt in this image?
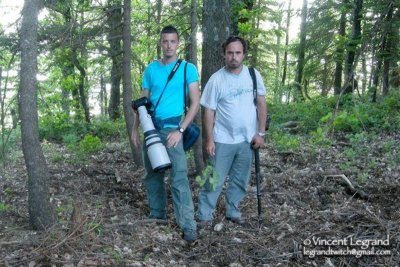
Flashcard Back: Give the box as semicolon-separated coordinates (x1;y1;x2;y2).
255;68;267;96
200;75;218;110
186;63;199;85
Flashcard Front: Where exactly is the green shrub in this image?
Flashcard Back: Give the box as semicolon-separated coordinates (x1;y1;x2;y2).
89;117;125;140
270;131;301;152
78;134;104;154
39;113;71;141
0;202;9;212
332;111;362;132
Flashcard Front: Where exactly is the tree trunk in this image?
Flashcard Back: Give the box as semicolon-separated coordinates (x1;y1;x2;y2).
294;0;307;102
72;48;91;123
187;0;204;174
107;2;123;120
123;0;143;167
382;4;394;96
202;0;231;87
156;0;162;59
281;0;291;102
275;5;282;101
100;75;108;116
202;0;231;162
321;57;329;96
333;0;349;95
19;0;55;230
343;0;363;95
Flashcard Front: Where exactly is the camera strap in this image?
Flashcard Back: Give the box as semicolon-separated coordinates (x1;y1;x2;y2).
249;66;257;106
249;66;270;130
153;59;183;117
183;62;188;116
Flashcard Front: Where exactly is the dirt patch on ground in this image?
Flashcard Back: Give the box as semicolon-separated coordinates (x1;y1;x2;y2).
1;135;399;266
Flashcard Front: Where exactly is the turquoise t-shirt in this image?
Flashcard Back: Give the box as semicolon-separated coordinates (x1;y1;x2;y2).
142;59;199;121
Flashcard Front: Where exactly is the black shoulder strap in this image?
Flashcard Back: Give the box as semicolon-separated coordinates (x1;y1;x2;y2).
153;59;182;115
249;66;257;106
184;62;188;116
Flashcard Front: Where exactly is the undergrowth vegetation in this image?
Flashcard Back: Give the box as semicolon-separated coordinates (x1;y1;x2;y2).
267;92;400;151
1;92;399;169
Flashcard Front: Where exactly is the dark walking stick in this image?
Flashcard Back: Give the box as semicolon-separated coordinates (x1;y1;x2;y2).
254;148;262;220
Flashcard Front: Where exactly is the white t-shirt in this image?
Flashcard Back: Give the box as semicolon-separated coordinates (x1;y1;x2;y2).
200;66;266;144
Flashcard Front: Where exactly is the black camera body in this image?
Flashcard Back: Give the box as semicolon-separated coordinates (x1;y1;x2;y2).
132;97;152;111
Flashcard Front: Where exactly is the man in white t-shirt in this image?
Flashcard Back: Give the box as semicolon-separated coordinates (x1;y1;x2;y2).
198;36;267;225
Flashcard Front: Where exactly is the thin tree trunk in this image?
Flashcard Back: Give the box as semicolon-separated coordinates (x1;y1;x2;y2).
123;0;143;167
72;49;91;123
19;0;55;230
281;0;291;103
294;0;307;102
107;2;123;120
275;4;282;101
343;0;363;95
333;0;349;95
361;52;367;95
100;75;108;116
189;0;204;173
382;4;394;96
321;57;329;96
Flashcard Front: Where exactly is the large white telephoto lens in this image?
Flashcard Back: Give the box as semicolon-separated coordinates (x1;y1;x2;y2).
133;97;172;172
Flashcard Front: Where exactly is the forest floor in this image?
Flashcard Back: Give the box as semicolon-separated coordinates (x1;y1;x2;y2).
0;133;399;266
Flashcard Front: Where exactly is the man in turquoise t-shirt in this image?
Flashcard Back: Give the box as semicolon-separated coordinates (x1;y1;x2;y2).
131;25;199;242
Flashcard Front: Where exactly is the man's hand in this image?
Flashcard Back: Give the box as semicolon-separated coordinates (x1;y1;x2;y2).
205;138;215;156
251;134;265;149
131;129;140;148
166;130;182;148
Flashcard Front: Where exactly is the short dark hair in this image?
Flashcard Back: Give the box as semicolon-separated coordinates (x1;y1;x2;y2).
160;25;179;40
222;36;247;54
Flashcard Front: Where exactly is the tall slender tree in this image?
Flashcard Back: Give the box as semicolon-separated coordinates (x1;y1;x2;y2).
187;0;204;173
123;0;143;167
333;0;349;95
281;0;292;101
293;0;308;102
343;0;363;95
19;0;55;230
107;0;123;120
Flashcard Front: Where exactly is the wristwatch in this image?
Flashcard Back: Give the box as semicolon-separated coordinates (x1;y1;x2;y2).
258;132;266;137
178;127;185;133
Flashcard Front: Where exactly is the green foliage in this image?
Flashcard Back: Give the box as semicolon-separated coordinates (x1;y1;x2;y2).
270;131;300;152
78;134;104;155
4;187;15;196
86;222;104;236
104;246;123;263
0;202;9;212
270;93;400;139
309;127;332;146
0;127;21;164
269;96;338;133
195;163;219;191
89;117;126;140
332;111;362;132
39;113;79;141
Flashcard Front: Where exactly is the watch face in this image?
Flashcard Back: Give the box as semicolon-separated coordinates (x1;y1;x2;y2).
179;127;184;133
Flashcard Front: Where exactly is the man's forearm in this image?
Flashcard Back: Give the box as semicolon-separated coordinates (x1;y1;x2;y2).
203;108;215;141
257;95;267;132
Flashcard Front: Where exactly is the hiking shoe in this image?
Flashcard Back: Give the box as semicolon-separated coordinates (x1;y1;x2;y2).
183;229;197;242
148;214;166;220
226;217;244;225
